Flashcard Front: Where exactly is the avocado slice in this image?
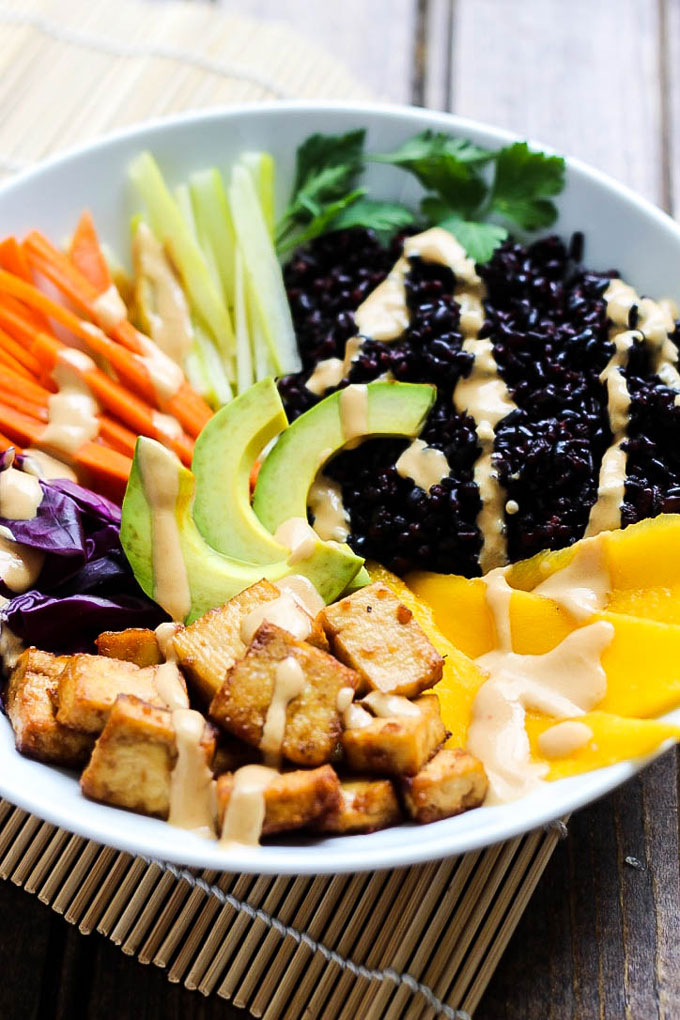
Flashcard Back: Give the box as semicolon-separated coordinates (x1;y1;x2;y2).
253;381;437;534
121;437;363;624
192;378;290;565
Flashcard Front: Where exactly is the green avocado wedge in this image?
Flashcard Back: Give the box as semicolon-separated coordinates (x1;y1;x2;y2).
253;381;437;534
191;378;290;565
121;437;363;624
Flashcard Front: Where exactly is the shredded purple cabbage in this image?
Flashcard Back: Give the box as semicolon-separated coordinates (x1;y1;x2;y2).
0;459;166;654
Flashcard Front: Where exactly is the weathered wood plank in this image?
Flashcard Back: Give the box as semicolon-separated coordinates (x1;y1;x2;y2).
451;0;663;201
663;0;679;213
213;0;418;102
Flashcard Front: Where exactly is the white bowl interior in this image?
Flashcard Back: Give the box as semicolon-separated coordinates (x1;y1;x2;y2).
0;102;678;874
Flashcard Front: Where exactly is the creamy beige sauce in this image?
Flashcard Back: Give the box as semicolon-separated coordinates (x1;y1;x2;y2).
468;621;614;803
533;538;610;621
0;619;24;674
339;384;369;447
274;574;325;618
395;438;450;494
240;592;312;644
168;708;216;836
505;500;519;515
274;516;319;565
22;449;77;482
354;259;411;341
220;764;278;847
41;349;100;456
305;337;363;397
308;473;350;541
137;334;185;404
0;466;43;520
455;339;516;573
155;621;182;662
483;566;515;651
152;411;184;442
0;531;45;592
538;719;593;758
344;703;374;729
92;283;128;333
336;686;355;713
259;656;306;765
137;441;191;622
155;661;189;711
362;691;421;718
133;222;194;369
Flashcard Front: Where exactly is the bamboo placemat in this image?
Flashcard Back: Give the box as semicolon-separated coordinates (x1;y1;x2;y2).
0;1;568;1016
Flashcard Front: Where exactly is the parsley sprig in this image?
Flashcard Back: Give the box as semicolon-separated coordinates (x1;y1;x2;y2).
276;129;566;263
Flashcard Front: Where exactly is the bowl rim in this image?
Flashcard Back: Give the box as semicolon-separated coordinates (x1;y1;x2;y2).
0;99;678;875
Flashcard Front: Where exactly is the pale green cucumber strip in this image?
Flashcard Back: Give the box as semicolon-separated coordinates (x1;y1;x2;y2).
129;152;235;356
241;152;276;239
189;169;236;313
253;381;437;533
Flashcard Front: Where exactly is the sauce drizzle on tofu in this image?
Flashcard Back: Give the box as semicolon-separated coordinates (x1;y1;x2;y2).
259;656;306;766
240;592;312;643
220;764;278;847
137;439;191;622
362;691;421;718
169;708;216;836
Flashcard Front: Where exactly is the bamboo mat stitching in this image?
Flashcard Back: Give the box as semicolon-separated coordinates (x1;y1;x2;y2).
136;853;472;1020
0;7;290;99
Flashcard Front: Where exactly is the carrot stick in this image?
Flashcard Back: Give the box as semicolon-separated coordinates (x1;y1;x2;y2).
0;238;51;332
0;316;45;378
0;343;34;381
0;388;48;422
67;211;112;292
98;416;139;457
0;366;51;405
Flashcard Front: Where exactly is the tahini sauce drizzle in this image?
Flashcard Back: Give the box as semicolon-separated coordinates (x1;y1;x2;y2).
0;466;43;520
538;720;593;758
395;439;451;495
41;349;100;456
469;534;614;803
92;284;128;332
240;592;312;644
132;222;195;369
362;691;421;718
220;764;278;848
152;625;216;836
587;278;680;536
308;473;350;541
274;517;319;566
259;656;306;766
0;527;44;592
22;449;77;482
137;441;191;622
339;384;369;447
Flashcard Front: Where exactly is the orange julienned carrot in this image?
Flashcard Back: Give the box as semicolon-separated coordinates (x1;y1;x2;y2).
0;366;51;405
68;212;112;292
0;317;45;380
0;388;48;422
98;415;139;458
0;342;35;381
0;238;51;332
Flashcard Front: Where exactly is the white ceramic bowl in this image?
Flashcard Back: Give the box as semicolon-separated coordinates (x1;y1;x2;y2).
0;102;679;875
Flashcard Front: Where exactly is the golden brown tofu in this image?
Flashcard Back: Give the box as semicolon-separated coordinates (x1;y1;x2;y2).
174;580;329;704
402;748;487;824
210;622;359;767
6;648;94;767
80;694;215;819
341;693;446;777
215;763;340;836
56;654;165;735
96;628;162;667
317;777;402;834
319;582;443;697
212;735;261;776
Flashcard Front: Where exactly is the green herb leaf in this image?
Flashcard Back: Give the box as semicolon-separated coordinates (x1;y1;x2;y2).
437;216;508;264
277;189;366;254
280;129;365;230
330;198;416;240
488;142;565;230
374;131;493;167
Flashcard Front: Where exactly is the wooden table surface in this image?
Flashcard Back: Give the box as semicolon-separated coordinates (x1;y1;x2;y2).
1;1;679;1017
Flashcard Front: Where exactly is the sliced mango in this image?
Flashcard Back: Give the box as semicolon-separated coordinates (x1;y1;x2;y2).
526;710;680;781
367;562;487;747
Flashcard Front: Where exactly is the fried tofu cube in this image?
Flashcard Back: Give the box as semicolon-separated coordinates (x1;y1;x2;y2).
216;763;340;836
174;580;330;705
317;777;402;834
210;622;359;767
212;735;261;776
6;648;94;767
56;654;165;735
402;748;488;824
96;628;162;667
319;582;443;697
341;693;446;777
80;694;215;819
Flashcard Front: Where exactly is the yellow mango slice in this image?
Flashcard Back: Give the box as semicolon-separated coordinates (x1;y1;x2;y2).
606;584;680;625
526;710;680;781
367;562;487;747
407;575;680;719
506;513;680;593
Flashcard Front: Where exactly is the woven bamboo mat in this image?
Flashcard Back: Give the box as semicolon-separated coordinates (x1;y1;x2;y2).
0;1;567;1016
